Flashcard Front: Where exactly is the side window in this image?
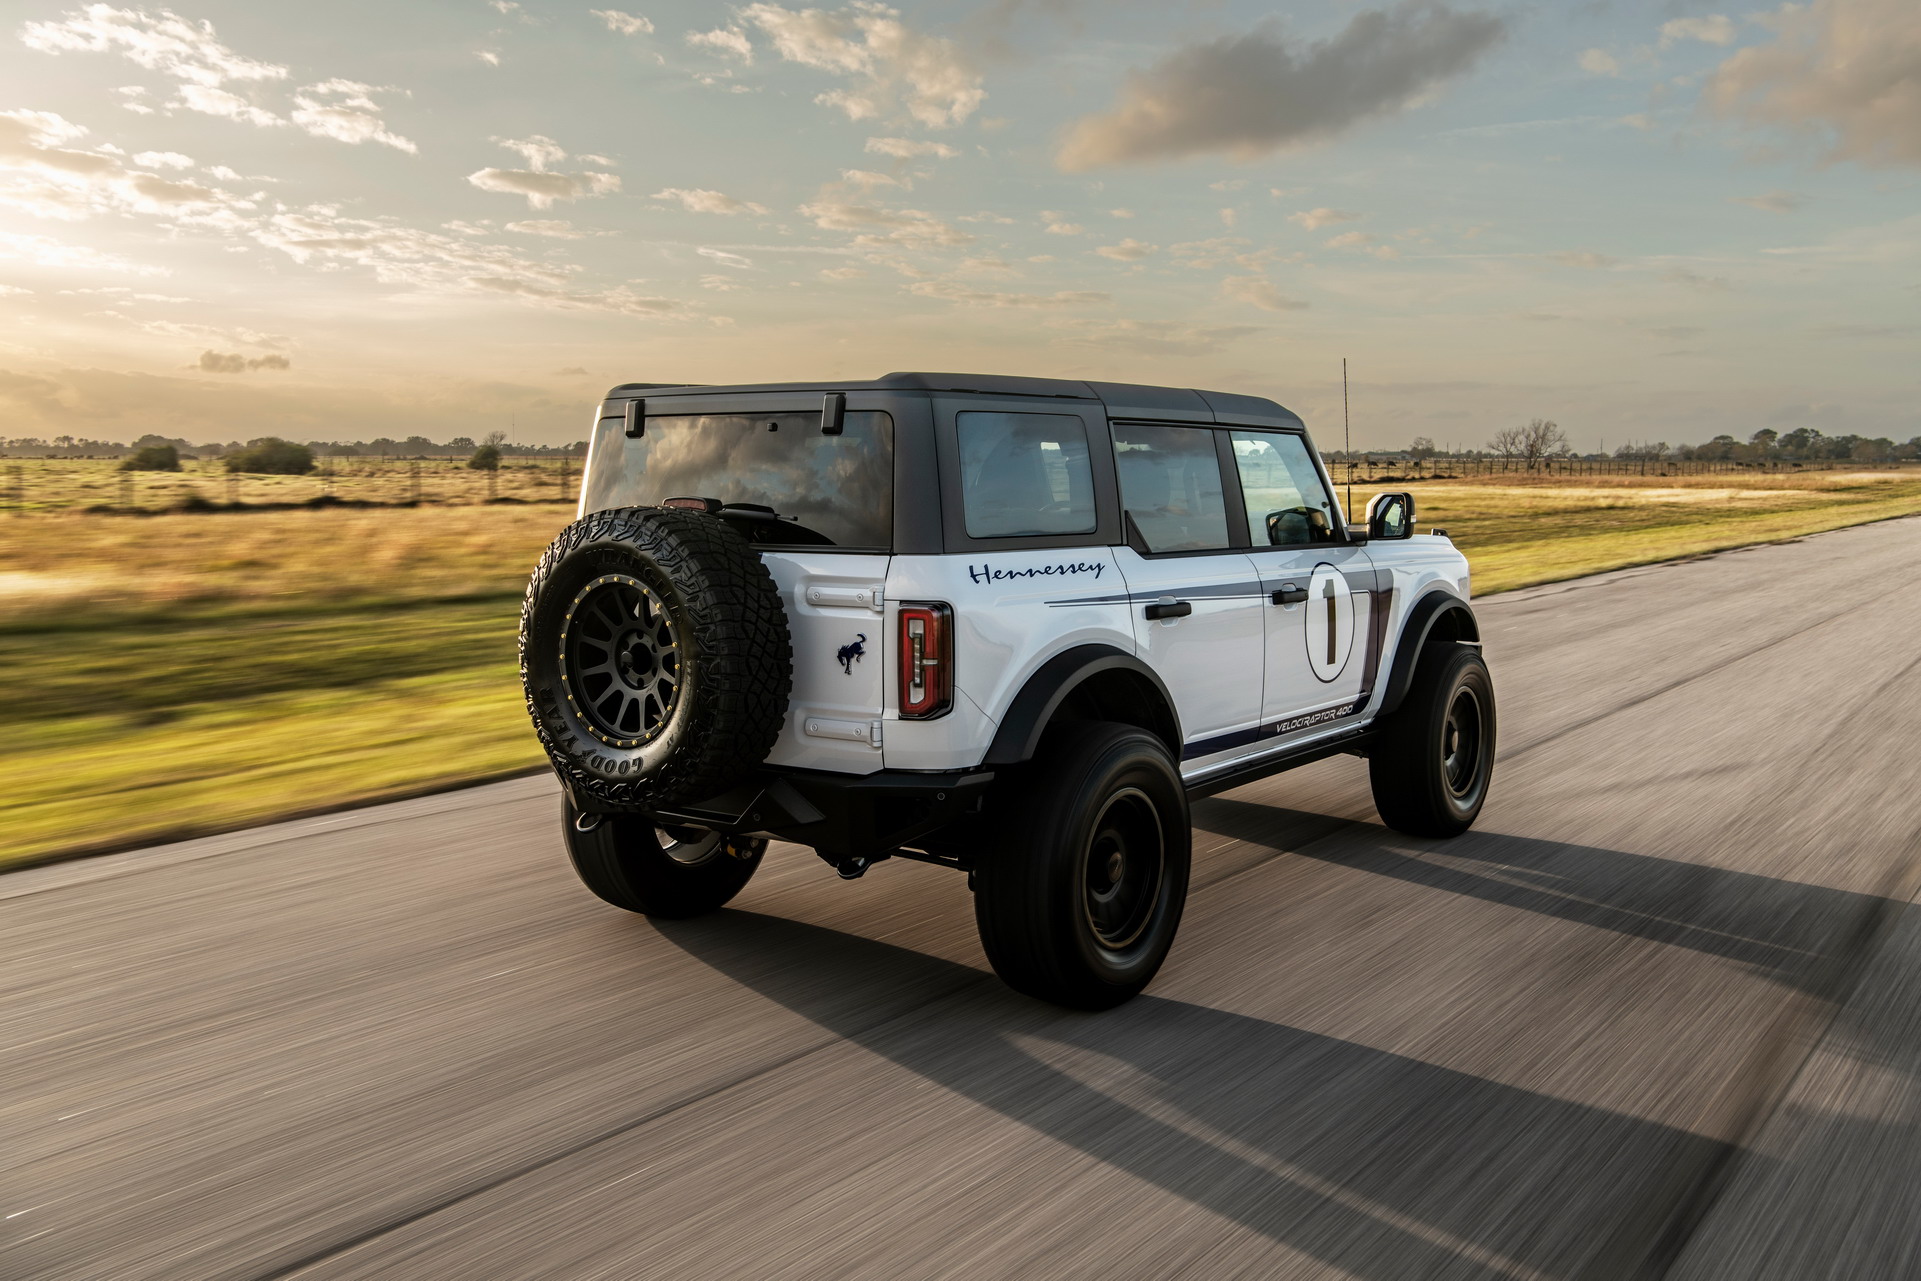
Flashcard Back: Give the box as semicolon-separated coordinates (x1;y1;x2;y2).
1111;422;1230;553
1231;430;1338;547
956;411;1098;539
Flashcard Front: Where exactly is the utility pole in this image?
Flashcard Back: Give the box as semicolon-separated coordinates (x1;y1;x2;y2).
1342;358;1353;524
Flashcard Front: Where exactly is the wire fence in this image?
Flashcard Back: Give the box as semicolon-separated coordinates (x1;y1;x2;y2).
3;455;581;515
1326;456;1918;485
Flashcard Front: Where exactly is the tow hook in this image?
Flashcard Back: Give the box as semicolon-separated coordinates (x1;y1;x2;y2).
573;811;604;834
835;852;897;880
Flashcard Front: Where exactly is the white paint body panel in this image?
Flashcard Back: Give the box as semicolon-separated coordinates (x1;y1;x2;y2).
880;549;1130;772
760;552;889;775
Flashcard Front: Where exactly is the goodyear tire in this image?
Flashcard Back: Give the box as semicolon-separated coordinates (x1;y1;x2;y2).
1369;642;1495;837
973;722;1191;1010
520;507;791;810
563;802;765;917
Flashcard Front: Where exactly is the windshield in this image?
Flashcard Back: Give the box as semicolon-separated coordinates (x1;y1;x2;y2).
583;409;893;550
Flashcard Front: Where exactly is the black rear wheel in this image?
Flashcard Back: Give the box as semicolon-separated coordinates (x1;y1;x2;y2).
562;802;765;918
974;722;1190;1010
1369;642;1496;837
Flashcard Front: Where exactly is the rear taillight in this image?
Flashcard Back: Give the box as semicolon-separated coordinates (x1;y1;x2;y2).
898;603;953;719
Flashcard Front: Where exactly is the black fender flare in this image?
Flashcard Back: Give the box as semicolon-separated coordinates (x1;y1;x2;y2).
1377;590;1481;718
984;644;1182;766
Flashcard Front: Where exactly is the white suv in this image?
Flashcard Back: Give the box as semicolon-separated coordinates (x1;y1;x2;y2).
520;373;1493;1008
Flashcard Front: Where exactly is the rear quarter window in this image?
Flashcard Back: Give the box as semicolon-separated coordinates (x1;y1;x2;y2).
956;411;1098;539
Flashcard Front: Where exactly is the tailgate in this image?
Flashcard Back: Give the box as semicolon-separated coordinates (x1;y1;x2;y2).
759;552;889;774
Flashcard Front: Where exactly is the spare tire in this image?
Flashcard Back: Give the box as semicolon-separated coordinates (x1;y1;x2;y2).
519;507;792;810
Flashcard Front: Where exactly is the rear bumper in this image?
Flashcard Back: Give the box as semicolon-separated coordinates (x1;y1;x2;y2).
599;765;996;859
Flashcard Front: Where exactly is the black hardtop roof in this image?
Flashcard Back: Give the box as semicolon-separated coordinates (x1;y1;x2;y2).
604;372;1306;430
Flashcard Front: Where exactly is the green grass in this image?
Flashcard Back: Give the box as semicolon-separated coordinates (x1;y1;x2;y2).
0;599;544;866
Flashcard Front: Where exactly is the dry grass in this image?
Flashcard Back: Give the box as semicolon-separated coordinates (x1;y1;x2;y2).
1404;469;1921;593
4;466;1919;868
0;504;575;625
0;455;580;512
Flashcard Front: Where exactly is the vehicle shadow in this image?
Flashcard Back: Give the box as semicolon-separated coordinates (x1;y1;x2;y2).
655;908;1742;1281
1193;796;1889;998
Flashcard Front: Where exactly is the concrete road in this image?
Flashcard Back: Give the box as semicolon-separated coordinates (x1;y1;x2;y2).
6;518;1921;1280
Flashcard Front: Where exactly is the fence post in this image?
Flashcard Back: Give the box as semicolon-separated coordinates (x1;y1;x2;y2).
559;456;569;502
410;458;422;505
226;471;239;507
11;463;23;515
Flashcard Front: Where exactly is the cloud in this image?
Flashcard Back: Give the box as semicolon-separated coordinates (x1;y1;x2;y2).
592;9;654;36
696;246;754;269
1324;230;1375;248
1705;0;1921;168
864;136;958;159
1220;275;1307;311
687;26;755;61
652;187;769;214
289;80;416;152
555;366;590;375
1;108;253;223
820;265;866;279
800;201;973;248
248;207;703;321
1289;207;1360;231
505;219;590;237
908;280;1108;308
131;149;193;168
22;6;287;87
1109;208;1133;218
0;229;166;274
1057;2;1505;169
733;3;985;127
0;283;33;296
839;168;905;191
468;136;619;208
1659;15;1736;49
1578;48;1620;76
1094;237;1157;261
1055;317;1262;357
196;349;290;373
1731;190;1808;212
23;6;291;128
1547;250;1616;268
477;50;501;66
171;82;281;127
1661;267;1733;291
1041;210;1083;235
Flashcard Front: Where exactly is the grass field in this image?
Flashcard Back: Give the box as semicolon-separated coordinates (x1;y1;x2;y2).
2;453;580;512
4;466;1919;867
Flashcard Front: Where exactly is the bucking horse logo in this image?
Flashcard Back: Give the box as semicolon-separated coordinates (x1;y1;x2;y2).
837;633;867;676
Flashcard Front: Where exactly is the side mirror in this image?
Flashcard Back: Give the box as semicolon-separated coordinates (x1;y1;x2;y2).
1365;491;1415;540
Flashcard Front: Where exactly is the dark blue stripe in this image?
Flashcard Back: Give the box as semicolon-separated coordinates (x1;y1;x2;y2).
1181;695;1369;760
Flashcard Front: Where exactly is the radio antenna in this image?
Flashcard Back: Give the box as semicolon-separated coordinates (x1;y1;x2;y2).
1343;357;1353;524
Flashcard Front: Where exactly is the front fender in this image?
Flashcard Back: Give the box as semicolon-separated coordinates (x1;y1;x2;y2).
1378;591;1480;718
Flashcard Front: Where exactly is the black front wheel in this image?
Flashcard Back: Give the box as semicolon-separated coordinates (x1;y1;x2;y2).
973;723;1191;1010
1369;642;1496;837
562;802;765;917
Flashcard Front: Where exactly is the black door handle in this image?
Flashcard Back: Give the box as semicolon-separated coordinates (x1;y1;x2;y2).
1144;600;1192;620
1272;585;1308;605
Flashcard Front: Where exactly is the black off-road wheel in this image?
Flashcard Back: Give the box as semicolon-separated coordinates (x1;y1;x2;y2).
973;722;1191;1010
1369;642;1496;837
563;803;766;917
520;507;791;810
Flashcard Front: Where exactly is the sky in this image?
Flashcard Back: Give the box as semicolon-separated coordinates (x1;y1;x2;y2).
0;0;1916;451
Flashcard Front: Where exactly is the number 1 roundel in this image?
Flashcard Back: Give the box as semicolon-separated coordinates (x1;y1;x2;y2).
1305;563;1355;683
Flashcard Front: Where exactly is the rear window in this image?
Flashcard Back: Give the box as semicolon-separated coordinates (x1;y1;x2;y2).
583;409;893;550
956;411;1097;539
